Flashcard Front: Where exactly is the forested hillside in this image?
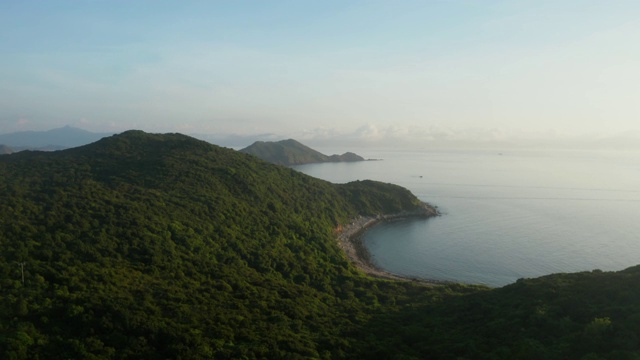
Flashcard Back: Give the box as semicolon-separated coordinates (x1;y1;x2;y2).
2;131;640;359
0;131;469;359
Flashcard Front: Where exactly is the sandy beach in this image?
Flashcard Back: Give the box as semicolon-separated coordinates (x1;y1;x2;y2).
335;203;444;285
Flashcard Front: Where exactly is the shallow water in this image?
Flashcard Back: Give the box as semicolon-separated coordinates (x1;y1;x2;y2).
294;148;640;287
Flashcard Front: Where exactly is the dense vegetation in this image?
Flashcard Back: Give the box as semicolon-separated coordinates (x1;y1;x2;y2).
0;131;463;359
354;267;640;359
240;138;364;166
2;131;640;359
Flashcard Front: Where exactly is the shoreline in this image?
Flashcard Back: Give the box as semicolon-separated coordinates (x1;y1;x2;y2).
335;202;447;285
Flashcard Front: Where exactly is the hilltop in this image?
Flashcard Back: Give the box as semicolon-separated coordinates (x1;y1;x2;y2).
240;138;365;166
2;131;640;359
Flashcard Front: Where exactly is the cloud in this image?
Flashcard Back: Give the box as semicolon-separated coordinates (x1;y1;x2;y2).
352;124;382;141
284;123;616;149
72;118;91;127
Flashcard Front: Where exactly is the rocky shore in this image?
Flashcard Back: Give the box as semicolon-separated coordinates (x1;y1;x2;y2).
336;202;444;285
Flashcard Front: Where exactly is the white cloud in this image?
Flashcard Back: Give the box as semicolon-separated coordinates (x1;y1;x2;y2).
273;122;640;150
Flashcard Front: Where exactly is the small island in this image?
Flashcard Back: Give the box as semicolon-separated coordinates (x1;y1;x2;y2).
239;138;367;166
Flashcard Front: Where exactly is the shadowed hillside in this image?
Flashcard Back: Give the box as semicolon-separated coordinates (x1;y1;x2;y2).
354;266;640;359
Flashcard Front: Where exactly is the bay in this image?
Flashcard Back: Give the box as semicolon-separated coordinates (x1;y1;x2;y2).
294;148;640;287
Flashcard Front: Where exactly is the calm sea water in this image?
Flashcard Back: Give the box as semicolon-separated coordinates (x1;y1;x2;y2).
294;148;640;287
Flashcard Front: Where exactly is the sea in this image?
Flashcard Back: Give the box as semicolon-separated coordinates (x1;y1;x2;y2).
293;148;640;287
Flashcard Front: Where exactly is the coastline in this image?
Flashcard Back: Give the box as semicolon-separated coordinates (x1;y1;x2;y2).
336;202;445;285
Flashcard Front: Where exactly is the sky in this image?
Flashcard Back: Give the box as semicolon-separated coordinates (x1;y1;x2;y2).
1;0;639;145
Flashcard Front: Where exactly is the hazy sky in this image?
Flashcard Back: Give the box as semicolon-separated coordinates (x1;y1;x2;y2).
1;1;639;142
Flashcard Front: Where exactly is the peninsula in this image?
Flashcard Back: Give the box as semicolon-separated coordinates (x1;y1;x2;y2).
239;138;365;166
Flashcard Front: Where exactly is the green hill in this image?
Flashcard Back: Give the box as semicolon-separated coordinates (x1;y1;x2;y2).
239;138;365;166
0;131;456;359
2;130;640;359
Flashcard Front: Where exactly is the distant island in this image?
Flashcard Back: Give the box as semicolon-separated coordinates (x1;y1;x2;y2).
239;138;367;166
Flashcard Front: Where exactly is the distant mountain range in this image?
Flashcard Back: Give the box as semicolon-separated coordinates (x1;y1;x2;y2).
0;126;113;151
4;125;640;153
0;144;12;155
240;138;366;166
